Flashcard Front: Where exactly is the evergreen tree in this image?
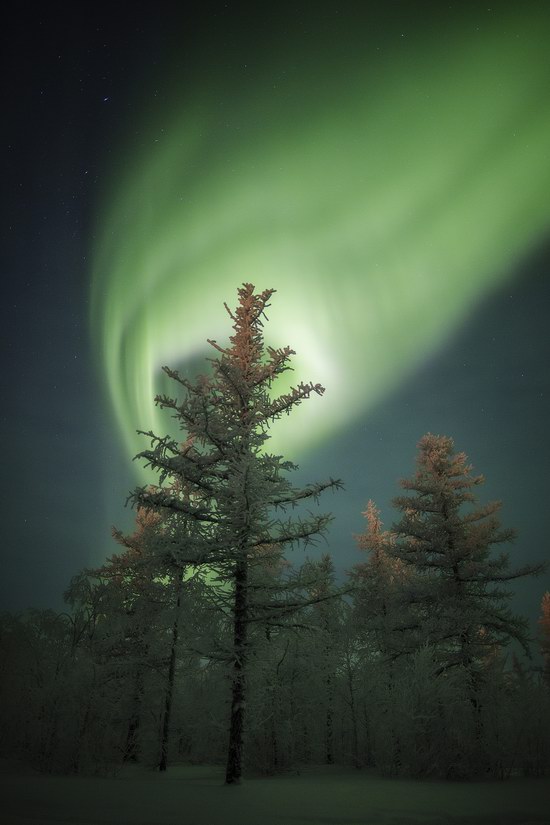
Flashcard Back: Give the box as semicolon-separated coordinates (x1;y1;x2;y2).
390;434;544;678
106;498;210;770
110;507;180;770
352;501;416;663
300;555;342;765
351;502;418;773
130;284;341;784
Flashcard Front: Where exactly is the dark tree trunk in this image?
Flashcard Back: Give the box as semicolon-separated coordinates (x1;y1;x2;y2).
225;557;248;784
301;719;310;763
124;710;139;763
72;690;93;774
159;572;183;772
362;700;373;766
125;702;140;763
270;709;279;771
124;669;143;763
325;673;334;765
346;663;360;768
41;691;61;770
288;668;297;766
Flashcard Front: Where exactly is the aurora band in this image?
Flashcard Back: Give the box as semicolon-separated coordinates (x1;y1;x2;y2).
91;7;550;481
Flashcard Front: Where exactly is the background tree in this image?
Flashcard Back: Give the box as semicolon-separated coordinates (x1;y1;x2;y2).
107;496;212;771
351;501;416;772
300;555;342;765
352;501;416;665
390;434;544;678
347;437;548;778
386;434;546;774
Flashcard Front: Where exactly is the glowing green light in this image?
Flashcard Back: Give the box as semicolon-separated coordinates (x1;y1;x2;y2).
91;9;550;480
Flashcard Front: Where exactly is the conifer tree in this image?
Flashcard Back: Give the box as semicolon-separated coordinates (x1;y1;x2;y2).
390;434;544;679
352;501;416;662
89;516;168;766
301;555;342;765
130;284;341;784
110;505;192;771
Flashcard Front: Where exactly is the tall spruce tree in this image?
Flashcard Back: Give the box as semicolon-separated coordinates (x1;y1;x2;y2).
130;284;341;784
390;434;544;679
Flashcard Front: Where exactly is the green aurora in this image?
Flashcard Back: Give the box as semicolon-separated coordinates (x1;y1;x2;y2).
91;7;550;480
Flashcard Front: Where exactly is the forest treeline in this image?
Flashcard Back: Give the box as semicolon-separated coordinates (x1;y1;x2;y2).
1;285;549;783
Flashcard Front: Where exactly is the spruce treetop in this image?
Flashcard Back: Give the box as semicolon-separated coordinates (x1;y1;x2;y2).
390;433;546;664
129;282;341;571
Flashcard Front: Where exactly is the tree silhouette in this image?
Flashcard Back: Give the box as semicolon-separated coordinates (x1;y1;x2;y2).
390;434;544;679
130;284;341;784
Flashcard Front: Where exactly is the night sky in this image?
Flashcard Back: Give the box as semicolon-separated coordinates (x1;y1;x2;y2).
2;2;549;638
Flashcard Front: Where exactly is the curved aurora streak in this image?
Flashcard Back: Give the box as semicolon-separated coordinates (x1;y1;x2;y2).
91;9;550;481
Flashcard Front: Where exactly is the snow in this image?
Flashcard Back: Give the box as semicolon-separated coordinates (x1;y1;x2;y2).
1;763;548;825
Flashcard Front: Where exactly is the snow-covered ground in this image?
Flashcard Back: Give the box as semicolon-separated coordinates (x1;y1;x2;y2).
1;763;548;825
